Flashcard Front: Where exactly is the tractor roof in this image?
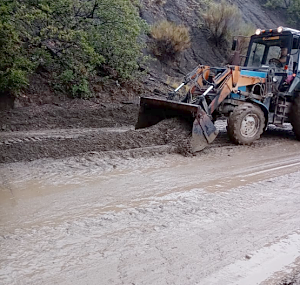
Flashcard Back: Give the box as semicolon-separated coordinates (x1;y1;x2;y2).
255;27;300;38
281;27;300;36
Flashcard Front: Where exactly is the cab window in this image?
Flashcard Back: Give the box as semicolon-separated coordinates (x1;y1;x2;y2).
266;46;282;64
248;43;265;67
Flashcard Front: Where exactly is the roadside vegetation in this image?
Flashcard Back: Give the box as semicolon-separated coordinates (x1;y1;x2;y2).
263;0;300;26
2;0;299;100
0;0;147;98
150;20;191;60
201;0;255;52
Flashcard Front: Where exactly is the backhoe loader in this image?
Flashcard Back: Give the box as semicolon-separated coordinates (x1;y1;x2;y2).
136;27;300;152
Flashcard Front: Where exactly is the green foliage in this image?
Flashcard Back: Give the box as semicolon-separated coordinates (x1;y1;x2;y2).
150;21;191;60
0;2;34;93
0;0;147;97
263;0;300;27
88;0;148;79
290;0;300;26
264;0;291;8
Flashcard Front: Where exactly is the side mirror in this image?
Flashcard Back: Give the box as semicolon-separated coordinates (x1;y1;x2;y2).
232;39;237;51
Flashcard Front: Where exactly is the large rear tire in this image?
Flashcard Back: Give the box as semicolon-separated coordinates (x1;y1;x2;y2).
227;103;265;145
290;94;300;140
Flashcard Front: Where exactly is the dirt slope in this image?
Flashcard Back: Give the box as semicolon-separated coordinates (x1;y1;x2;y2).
0;100;139;132
140;0;288;83
233;0;287;28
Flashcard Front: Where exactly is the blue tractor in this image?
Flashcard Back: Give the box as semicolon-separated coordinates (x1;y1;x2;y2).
136;27;300;152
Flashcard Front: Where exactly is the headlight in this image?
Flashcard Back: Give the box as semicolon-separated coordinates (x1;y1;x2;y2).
255;29;261;35
277;26;283;33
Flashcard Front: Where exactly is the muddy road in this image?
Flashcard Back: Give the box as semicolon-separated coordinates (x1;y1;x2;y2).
1;120;300;284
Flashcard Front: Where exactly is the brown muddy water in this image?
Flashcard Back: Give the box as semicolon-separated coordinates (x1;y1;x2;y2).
1;134;300;284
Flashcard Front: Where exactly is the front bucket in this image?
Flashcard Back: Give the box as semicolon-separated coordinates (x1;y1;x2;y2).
191;107;219;152
135;97;198;129
135;96;219;152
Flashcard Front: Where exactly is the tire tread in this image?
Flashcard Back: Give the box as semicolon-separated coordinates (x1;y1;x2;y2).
227;103;265;145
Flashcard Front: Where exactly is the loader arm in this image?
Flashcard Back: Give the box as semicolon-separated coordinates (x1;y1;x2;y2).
184;65;210;96
209;67;235;114
185;65;210;83
208;66;266;115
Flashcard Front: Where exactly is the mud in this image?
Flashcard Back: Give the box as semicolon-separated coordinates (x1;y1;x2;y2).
1;92;299;285
0;100;139;132
1;115;297;164
0;1;298;283
1;139;300;285
0;118;192;163
1;117;297;163
281;271;300;285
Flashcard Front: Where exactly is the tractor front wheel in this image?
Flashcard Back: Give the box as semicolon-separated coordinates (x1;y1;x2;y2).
290;94;300;140
227;103;265;145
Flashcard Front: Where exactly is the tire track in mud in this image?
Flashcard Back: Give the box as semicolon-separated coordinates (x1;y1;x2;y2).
0;118;193;163
0;119;297;164
0;136;43;145
1;135;300;207
0;126;133;145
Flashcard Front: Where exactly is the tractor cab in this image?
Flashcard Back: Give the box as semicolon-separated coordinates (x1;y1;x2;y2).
244;27;300;74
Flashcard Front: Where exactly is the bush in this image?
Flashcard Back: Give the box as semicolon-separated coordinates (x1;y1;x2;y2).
88;0;148;79
151;0;167;5
0;2;34;94
0;0;147;98
290;1;300;26
264;0;291;9
150;21;191;60
202;0;242;47
263;0;300;27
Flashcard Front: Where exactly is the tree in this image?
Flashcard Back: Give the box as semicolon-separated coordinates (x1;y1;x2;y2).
263;0;300;27
264;0;291;8
0;1;33;93
0;0;147;97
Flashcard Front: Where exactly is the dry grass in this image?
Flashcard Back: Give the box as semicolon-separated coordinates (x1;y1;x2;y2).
150;0;167;5
150;20;191;60
202;0;241;46
236;24;255;50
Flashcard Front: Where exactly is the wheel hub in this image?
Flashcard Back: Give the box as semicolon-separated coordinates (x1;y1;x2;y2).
241;113;260;138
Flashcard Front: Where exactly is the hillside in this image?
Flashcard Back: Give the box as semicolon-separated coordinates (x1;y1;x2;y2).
0;0;290;126
140;0;288;84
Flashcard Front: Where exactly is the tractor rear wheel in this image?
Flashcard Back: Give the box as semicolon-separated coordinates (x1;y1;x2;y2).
227;103;265;145
290;94;300;140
